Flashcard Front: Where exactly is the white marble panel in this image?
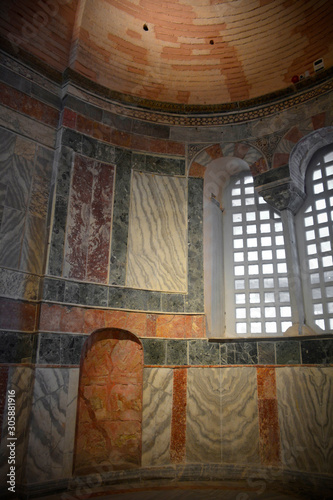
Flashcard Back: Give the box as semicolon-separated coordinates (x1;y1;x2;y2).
142;368;173;466
276;367;333;473
221;367;260;465
186;368;222;463
126;171;187;292
25;367;80;484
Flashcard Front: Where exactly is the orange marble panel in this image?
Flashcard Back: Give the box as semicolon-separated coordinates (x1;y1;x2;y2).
39;303;62;332
257;367;277;399
156;314;186;338
185;315;193;338
206;144;222;160
170;368;187;463
273;153;290;168
0;298;37;332
82;384;109;420
104;310;129;329
311;112;326;130
62;108;77;128
189;162;205;178
110;129;132;148
93;121;111;142
146;314;157;337
75;334;143;473
190;315;206;338
81;339;117;380
126;312;147;338
130;134;150;151
76;114;95;135
257;367;281;466
149;138;167;153
107;383;142;421
284;126;303;143
166;141;185;156
83;308;106;333
258;398;281;466
59;306;85;333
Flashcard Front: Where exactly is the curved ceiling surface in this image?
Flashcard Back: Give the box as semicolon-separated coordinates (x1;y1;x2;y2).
1;0;333;106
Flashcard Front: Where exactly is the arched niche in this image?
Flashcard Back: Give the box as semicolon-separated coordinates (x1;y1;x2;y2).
74;328;143;475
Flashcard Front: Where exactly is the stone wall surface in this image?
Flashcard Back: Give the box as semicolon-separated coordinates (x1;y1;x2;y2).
0;53;332;497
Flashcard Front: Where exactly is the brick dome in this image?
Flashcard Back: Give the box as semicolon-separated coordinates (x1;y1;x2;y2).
1;0;333;106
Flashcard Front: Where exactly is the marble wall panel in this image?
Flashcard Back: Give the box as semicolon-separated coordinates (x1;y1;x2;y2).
126;171;187;293
276;367;333;474
109;149;132;286
0;366;34;486
74;337;143;473
142;368;173;466
170;368;187;463
186;178;204;312
186;368;221;463
63;155;115;283
24;367;79;483
0;130;54;275
221;367;260;465
47;146;73;277
20;214;47;274
0;268;40;302
0;206;25;269
0;105;56;148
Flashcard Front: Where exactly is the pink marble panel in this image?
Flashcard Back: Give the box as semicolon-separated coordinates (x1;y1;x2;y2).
64;155;114;283
87;161;114;282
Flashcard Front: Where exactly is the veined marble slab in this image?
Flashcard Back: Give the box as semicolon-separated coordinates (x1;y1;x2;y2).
126;171;187;292
25;367;80;483
276;367;333;474
142;368;173;466
186;367;260;465
186;368;221;463
221;367;260;465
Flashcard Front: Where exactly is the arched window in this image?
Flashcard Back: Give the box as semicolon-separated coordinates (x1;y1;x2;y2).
223;173;292;337
296;146;333;333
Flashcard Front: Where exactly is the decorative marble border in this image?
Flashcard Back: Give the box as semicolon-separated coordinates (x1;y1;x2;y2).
0;331;37;364
142;337;333;367
1;332;331;366
42;277;189;313
47;133;203;314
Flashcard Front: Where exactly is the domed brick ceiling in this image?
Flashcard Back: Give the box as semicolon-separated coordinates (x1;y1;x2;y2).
1;0;333;106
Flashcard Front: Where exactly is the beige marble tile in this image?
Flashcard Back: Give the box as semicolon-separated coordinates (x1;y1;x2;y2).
142;368;173;466
186;368;222;463
221;367;260;465
276;366;333;474
126;171;187;292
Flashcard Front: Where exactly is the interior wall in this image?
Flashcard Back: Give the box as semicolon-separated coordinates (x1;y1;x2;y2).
0;52;332;496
